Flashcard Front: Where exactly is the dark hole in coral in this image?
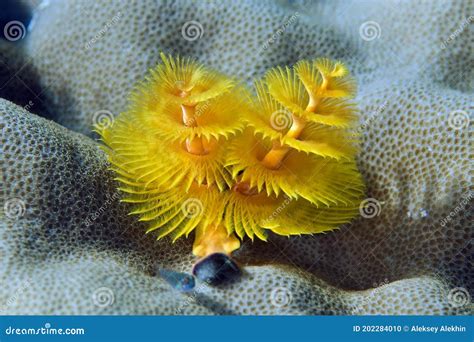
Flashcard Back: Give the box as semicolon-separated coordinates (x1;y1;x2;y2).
0;0;32;42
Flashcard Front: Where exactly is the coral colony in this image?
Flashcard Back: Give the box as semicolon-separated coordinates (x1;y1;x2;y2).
96;53;365;284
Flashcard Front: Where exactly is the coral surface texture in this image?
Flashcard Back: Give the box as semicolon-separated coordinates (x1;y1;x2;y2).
0;0;472;315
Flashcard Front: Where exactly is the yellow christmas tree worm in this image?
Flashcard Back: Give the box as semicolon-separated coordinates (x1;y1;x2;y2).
96;53;365;284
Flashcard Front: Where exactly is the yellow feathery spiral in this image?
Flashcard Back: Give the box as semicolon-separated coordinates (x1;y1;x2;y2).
226;58;364;237
96;54;365;278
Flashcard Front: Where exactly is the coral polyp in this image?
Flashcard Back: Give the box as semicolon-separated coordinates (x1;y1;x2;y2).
96;53;365;279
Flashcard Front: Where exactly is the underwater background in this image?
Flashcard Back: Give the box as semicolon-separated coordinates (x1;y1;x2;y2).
0;0;472;315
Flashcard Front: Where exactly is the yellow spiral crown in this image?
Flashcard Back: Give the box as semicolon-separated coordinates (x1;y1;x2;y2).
96;53;365;259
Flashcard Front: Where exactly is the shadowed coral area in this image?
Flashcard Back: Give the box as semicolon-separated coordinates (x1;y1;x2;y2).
1;0;472;314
